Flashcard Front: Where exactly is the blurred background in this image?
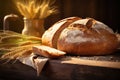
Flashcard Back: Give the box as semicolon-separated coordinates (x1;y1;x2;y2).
0;0;120;33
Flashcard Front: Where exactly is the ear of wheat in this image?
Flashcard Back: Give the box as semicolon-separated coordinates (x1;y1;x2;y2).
0;31;42;61
14;0;58;19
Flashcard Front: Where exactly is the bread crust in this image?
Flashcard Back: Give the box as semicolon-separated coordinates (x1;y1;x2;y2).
57;18;119;55
42;17;81;48
42;17;119;55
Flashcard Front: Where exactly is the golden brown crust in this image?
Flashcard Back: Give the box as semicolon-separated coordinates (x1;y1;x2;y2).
57;18;119;55
58;28;118;55
42;17;119;56
42;17;81;48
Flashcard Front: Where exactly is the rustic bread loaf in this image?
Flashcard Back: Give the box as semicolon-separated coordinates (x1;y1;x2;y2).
42;17;81;48
42;17;119;55
57;18;119;55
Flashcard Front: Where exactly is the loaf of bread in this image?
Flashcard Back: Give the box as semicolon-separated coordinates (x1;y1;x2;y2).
33;45;66;58
42;17;81;48
42;17;119;55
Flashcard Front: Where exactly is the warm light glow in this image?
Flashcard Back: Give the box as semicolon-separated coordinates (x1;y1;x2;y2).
14;0;58;19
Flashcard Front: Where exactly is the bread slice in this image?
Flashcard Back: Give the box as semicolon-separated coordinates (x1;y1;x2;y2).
32;45;66;58
42;17;81;48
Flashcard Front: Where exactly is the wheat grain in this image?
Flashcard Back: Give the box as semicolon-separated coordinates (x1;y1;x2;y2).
0;30;42;61
15;0;58;19
17;2;27;17
1;35;22;43
1;48;26;59
11;48;32;59
1;44;40;60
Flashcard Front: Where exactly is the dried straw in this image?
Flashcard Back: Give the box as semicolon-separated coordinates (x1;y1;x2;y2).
0;31;41;61
14;0;58;19
1;44;40;60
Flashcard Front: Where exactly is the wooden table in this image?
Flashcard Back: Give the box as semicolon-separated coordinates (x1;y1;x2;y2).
0;52;120;80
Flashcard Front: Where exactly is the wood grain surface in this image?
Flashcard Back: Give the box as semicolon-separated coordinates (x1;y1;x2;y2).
0;54;120;80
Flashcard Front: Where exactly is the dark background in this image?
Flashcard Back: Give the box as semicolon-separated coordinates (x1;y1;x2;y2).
0;0;120;80
0;0;120;33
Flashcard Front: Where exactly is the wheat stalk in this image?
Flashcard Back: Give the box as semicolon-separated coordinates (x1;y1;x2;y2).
14;0;58;19
1;44;40;60
0;31;42;61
